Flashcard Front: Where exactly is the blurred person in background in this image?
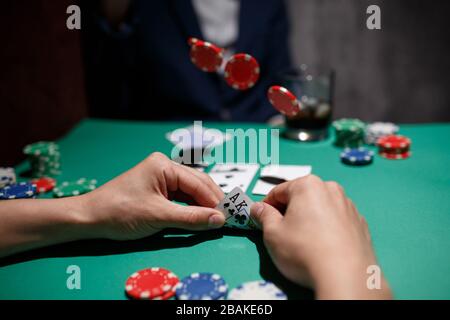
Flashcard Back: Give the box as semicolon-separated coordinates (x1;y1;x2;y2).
82;0;292;122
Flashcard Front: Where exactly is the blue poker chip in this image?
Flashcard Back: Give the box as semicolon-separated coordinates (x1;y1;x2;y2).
0;182;37;200
175;272;228;300
340;147;374;166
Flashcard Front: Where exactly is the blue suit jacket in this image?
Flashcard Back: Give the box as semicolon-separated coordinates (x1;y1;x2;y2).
82;0;292;122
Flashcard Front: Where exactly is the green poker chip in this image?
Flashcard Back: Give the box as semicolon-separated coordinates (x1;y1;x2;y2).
53;178;97;198
23;141;62;178
23;141;59;156
332;118;366;148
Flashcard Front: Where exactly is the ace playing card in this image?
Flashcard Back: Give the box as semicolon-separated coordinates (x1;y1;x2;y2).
216;187;256;230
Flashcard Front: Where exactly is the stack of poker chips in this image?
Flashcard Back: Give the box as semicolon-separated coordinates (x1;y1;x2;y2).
340;147;374;166
125;267;180;300
377;135;412;160
176;272;229;300
332;118;366;148
53;178;97;198
0;182;37;200
365;122;399;145
23;141;61;178
0;167;16;188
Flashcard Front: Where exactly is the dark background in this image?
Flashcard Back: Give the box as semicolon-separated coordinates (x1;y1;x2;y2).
1;0;449;166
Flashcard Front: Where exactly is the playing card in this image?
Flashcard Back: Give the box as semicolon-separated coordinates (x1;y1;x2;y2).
208;163;259;193
252;164;312;196
216;187;256;230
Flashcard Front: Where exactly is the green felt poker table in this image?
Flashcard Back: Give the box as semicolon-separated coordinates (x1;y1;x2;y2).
0;119;449;300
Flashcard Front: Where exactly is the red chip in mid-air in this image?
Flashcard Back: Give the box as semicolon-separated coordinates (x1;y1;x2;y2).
188;37;224;73
267;86;301;117
187;37;198;46
224;53;260;90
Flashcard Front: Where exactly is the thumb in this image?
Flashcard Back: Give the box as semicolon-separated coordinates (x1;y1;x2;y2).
166;202;225;231
251;202;283;230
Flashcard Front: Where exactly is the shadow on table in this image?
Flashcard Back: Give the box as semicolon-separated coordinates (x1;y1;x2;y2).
0;227;313;300
244;232;314;300
0;228;223;267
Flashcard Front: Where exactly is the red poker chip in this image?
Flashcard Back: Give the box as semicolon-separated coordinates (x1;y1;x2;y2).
152;285;177;300
187;37;198;46
31;177;56;194
224;53;260;90
377;135;411;150
267;86;301;117
378;146;410;154
189;38;224;72
379;151;411;160
151;273;179;300
125;267;179;300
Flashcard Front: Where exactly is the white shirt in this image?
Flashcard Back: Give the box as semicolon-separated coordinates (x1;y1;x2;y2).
191;0;240;48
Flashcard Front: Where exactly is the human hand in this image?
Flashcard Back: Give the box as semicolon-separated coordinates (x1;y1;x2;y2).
250;175;392;299
81;152;225;240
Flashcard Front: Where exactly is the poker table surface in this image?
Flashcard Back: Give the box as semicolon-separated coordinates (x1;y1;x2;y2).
1;119;449;300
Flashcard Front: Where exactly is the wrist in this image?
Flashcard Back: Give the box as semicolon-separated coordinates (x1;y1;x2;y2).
60;195;97;240
310;256;392;299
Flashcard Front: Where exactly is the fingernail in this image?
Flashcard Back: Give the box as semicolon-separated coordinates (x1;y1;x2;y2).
251;202;264;217
208;214;224;229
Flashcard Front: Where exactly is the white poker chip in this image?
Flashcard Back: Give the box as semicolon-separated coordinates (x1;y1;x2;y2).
365;122;399;145
366;122;399;134
228;281;287;300
0;167;17;188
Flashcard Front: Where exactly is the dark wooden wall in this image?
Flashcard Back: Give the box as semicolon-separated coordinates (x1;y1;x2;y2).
0;1;87;166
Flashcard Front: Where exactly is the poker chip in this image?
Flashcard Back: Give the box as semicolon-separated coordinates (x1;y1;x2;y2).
267;86;301;117
365;122;399;145
125;267;179;300
376;134;412;160
377;135;411;150
189;37;224;73
0;182;36;200
23;141;59;156
0;167;16;188
379;151;411;160
53;178;97;198
187;37;197;46
332;118;366;148
31;177;56;194
224;53;260;90
153;284;178;300
228;281;287;300
23;141;61;178
340;148;374;166
176;272;228;300
378;146;410;154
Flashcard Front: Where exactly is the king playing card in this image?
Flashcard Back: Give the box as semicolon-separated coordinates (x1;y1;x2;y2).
216;187;257;230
